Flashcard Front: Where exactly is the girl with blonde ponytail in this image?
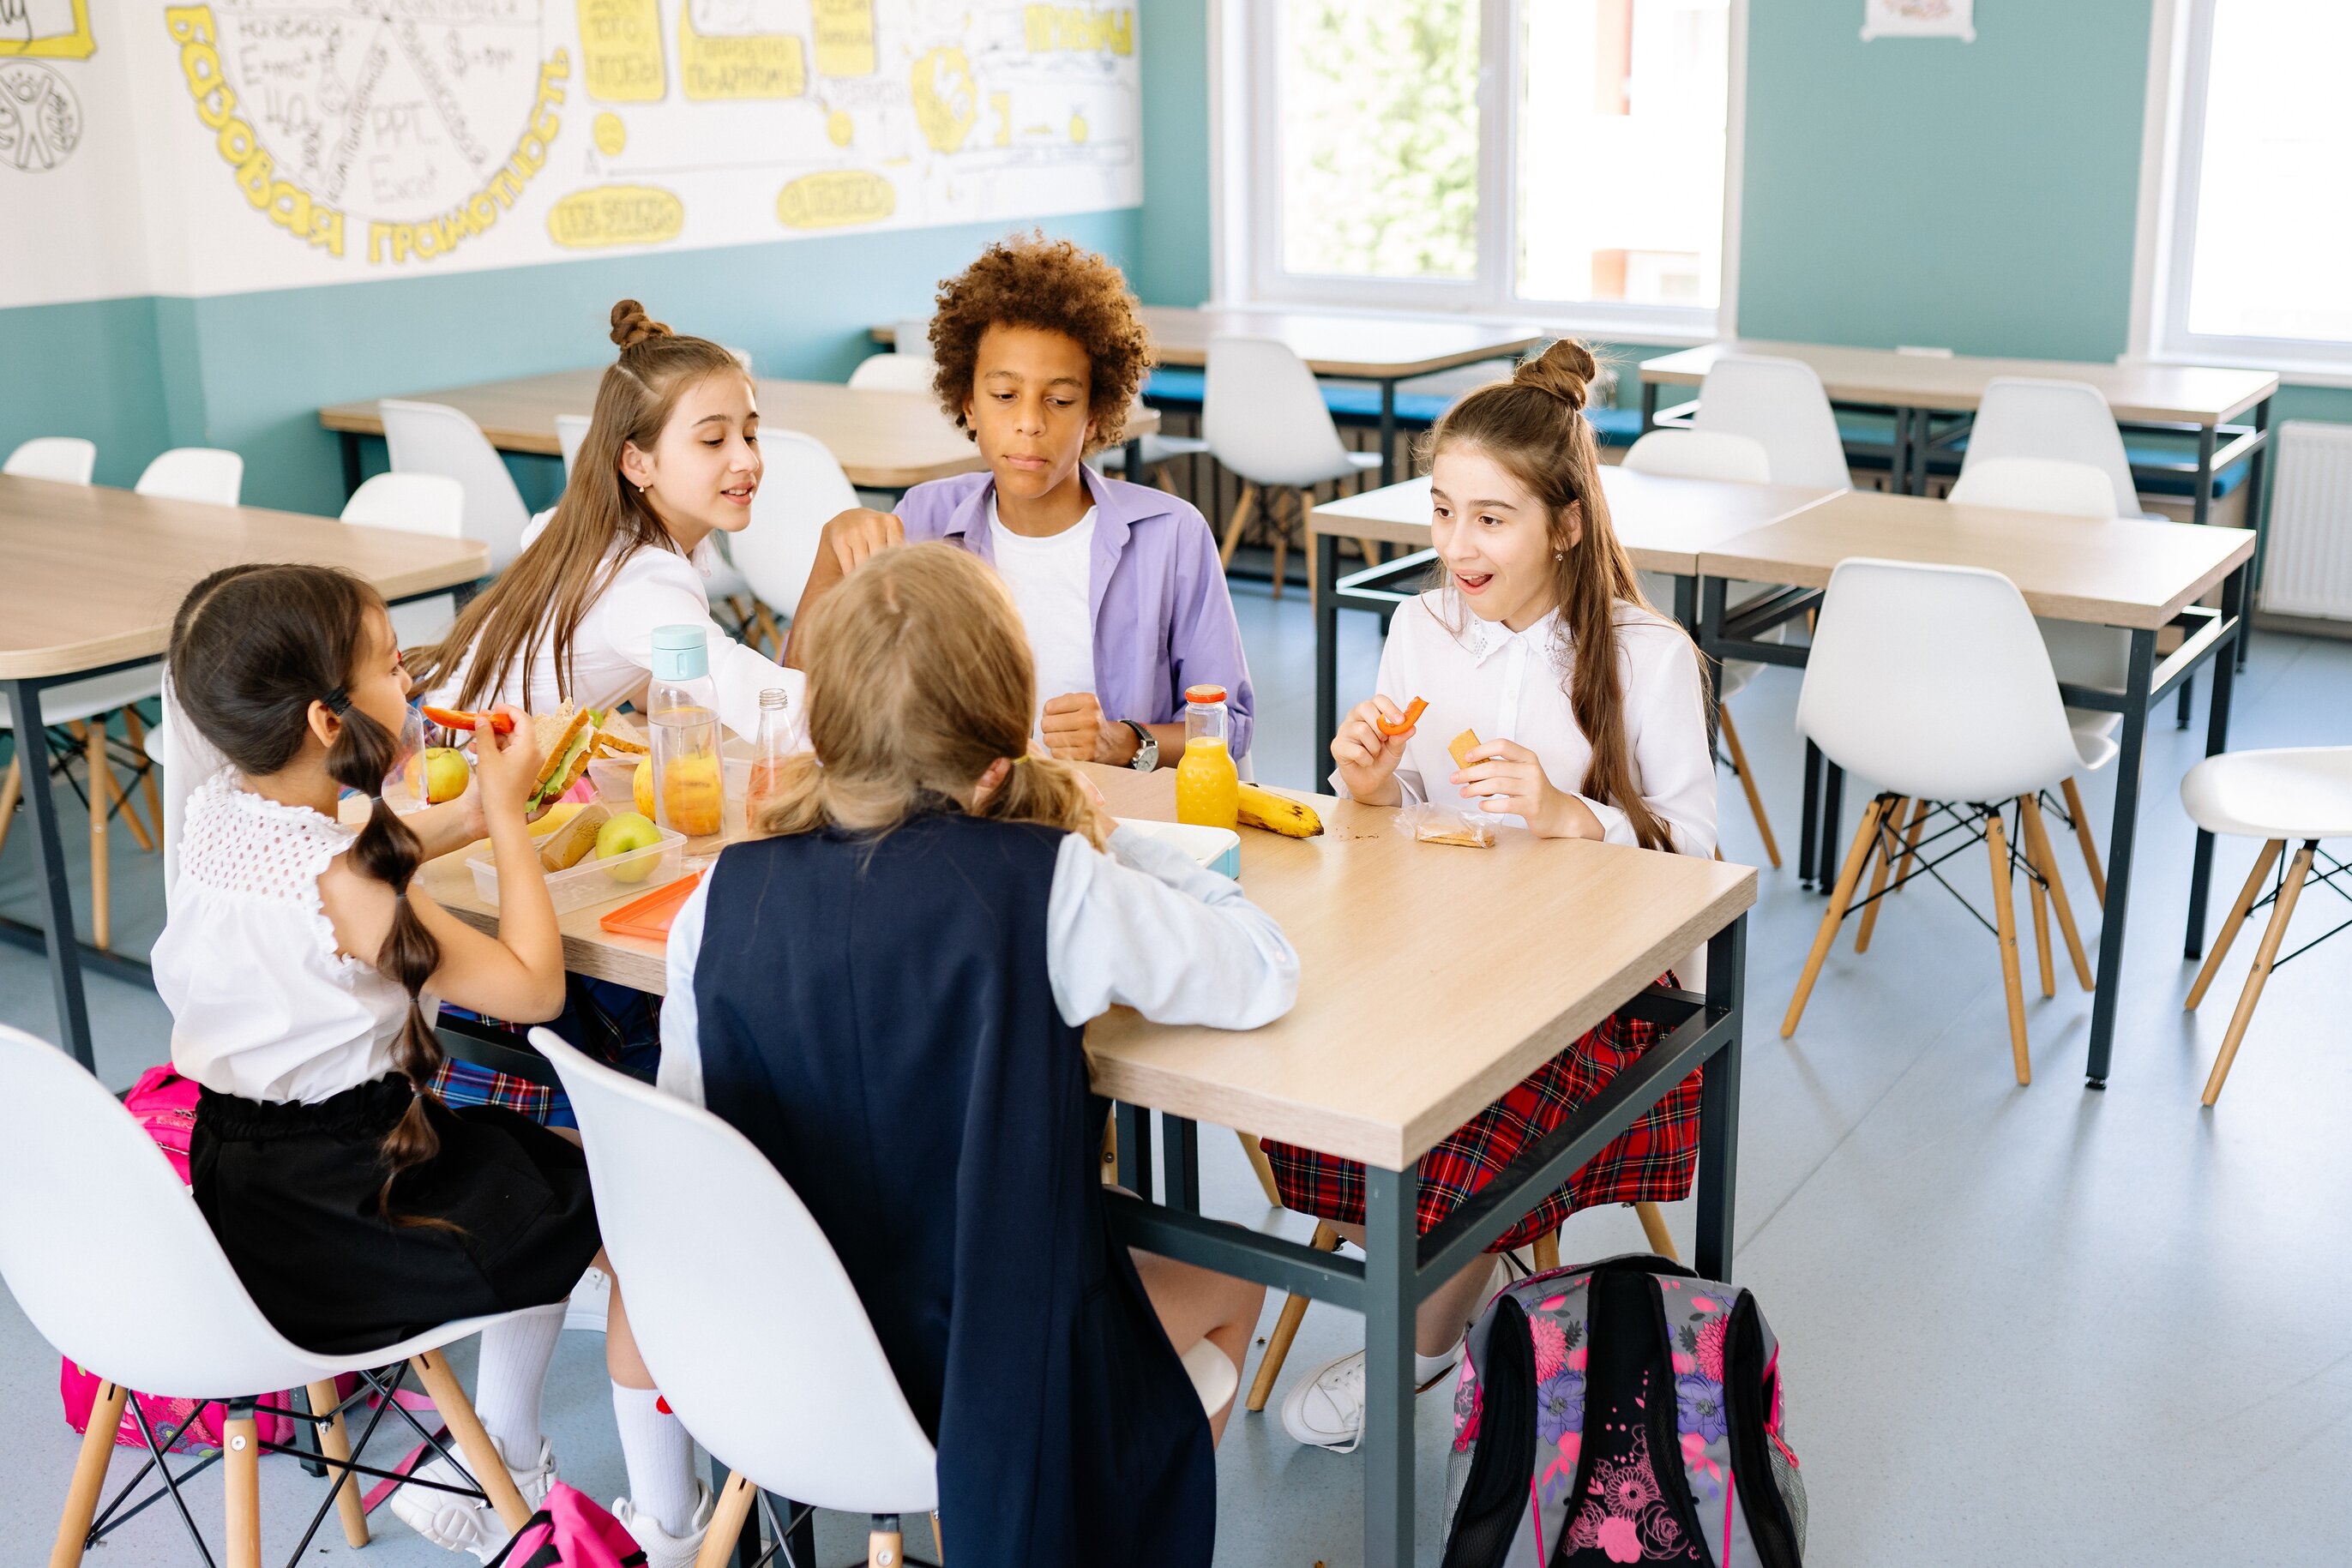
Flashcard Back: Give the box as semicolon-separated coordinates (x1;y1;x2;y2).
153;564;708;1562
655;542;1296;1565
1261;340;1721;1455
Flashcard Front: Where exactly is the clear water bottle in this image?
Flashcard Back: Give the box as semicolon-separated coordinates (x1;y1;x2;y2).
648;624;724;838
747;687;794;825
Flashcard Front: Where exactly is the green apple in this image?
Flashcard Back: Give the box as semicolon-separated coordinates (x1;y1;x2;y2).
595;810;662;881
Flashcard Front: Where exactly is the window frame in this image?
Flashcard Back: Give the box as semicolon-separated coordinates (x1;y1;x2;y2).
2131;0;2352;384
1212;0;1745;344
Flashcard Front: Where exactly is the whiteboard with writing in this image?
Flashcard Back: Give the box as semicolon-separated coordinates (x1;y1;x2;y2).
0;1;1141;305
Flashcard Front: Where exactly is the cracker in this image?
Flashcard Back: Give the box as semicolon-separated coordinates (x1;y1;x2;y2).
1448;728;1483;770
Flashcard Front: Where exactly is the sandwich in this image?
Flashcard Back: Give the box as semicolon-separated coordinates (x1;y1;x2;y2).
593;714;649;759
526;703;600;814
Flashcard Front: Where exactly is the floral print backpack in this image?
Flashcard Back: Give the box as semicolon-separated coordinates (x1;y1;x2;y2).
1441;1253;1807;1567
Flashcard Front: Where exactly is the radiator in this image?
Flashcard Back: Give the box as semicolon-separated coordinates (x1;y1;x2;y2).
2261;419;2352;621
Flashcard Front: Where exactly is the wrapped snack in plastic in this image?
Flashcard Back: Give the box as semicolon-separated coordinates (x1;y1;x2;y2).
1395;802;1497;849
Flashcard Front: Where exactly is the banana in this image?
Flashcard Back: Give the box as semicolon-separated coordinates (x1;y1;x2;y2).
1236;784;1324;839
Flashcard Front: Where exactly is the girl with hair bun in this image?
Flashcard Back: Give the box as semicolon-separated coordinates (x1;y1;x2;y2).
1260;339;1720;1454
153;565;711;1564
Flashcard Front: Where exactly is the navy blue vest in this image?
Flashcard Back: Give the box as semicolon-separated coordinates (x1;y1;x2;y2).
693;811;1215;1567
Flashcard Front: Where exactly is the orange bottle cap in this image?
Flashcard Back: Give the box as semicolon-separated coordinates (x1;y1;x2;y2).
1185;684;1228;705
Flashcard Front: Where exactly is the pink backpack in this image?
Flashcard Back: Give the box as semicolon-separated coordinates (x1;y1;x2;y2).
484;1483;648;1566
58;1066;348;1456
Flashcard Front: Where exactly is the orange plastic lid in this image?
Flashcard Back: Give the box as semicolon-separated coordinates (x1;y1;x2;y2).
1184;684;1228;705
599;869;702;941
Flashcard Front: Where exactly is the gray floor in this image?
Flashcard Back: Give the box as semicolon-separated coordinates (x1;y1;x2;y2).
5;592;2351;1565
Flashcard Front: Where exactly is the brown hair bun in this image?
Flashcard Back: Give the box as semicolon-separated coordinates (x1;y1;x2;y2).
1511;338;1598;413
609;299;671;351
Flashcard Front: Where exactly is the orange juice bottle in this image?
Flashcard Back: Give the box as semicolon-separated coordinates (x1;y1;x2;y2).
1175;683;1240;832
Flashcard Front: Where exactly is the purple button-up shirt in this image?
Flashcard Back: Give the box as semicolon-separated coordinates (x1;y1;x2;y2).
895;465;1258;758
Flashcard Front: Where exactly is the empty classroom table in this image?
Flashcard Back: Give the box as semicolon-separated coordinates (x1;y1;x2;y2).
0;474;489;1071
1305;467;1843;775
1697;487;2256;1088
414;761;1756;1568
881;305;1549;486
320;370;1160;495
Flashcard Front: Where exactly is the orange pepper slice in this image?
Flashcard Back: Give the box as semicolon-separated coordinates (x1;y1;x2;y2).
1375;696;1429;737
421;705;515;735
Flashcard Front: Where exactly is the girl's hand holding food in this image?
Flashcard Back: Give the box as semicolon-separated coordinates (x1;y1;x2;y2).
1331;695;1414;804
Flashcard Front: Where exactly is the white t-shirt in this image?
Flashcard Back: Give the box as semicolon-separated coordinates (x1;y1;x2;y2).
988;500;1098;733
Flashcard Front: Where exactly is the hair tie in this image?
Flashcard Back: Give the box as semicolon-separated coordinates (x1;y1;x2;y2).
322;687;352;715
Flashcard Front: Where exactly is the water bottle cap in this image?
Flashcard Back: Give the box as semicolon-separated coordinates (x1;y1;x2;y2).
650;624;708;682
1184;684;1227;706
759;688;790;709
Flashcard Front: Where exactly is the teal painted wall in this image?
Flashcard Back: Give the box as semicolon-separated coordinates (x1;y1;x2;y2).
0;297;176;490
1135;0;1213;307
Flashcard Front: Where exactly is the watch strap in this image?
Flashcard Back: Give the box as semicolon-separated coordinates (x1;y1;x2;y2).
1122;719;1157;770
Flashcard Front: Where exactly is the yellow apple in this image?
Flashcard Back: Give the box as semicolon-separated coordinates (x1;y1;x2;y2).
659;755;725;837
595;810;663;881
632;759;653;820
405;746;471;805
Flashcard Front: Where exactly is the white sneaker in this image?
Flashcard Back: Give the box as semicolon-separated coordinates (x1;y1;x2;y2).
564;1265;611;1333
1278;1346;1463;1454
612;1485;718;1568
387;1433;556;1560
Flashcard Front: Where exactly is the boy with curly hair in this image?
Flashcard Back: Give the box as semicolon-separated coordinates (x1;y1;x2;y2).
791;231;1255;768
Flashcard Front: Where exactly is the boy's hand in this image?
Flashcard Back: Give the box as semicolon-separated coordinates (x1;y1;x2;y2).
821;508;904;575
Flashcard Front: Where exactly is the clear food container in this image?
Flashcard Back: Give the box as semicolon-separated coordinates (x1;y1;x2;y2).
466;824;689;913
1115;818;1242;880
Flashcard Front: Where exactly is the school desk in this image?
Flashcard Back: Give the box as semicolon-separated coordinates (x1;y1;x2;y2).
878;305;1549;486
319;372;1161;495
0;474;488;1072
414;763;1757;1568
1305;467;1843;771
1698;487;2256;1087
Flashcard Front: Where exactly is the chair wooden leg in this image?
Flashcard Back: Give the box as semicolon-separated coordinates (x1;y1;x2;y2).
1636;1202;1680;1264
1986;810;2030;1086
224;1408;262;1568
1891;797;1930;894
122;708;163;850
1245;1222;1339;1413
869;1514;905;1568
0;752;21;864
2024;805;2055;999
2020;795;2094;991
930;1512;945;1565
1218;484;1258;569
306;1379;370;1547
1782;797;1889;1037
2202;843;2316;1106
1531;1232;1560;1273
1716;706;1781;869
1236;1131;1282;1207
694;1472;760;1568
49;1380;126;1568
2060;776;2106;908
92;729;155;855
1099;1114;1116;1185
2187;839;2284;1010
1854;797;1906;953
409;1349;532;1530
83;722;108;951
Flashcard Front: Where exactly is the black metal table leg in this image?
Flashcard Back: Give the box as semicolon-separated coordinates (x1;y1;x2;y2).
1116;1102;1153;1199
1799;742;1822;892
340;430;364;498
2185;564;2247;959
1163;1115;1200;1215
2239;397;2273;673
2085;628;2159;1085
1818;762;1844;889
1694;916;1746;1281
1313;532;1340;775
1377;380;1398;488
6;677;94;1070
1641;378;1661;432
1361;1163;1417;1568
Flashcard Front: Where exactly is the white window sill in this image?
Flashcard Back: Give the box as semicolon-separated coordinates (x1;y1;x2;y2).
2128;347;2352;391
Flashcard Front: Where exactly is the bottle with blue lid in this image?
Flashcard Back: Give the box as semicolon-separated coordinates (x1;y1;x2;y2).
648;624;724;837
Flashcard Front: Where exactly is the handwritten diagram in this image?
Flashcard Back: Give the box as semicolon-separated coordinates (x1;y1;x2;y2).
0;0;96;59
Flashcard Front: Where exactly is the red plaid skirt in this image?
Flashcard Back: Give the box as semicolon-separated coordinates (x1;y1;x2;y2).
1262;982;1699;1253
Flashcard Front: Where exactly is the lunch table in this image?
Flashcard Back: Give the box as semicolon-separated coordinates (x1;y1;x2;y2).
1305;467;1844;773
320;371;1161;496
1697;487;2256;1086
414;762;1758;1568
0;474;488;1071
879;304;1549;486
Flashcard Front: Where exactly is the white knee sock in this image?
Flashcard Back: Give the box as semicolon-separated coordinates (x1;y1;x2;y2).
613;1384;697;1537
471;1304;564;1465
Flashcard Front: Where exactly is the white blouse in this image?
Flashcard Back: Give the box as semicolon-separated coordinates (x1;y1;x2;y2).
153;771;437;1104
430;521;803;742
1337;592;1717;857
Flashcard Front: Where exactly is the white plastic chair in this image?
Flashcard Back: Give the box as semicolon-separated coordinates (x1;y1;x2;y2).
725;430;857;657
893;317;933;356
5;436;97;484
1624;430;1786;868
1203;335;1383;598
1948;455;2132;906
1783;559;2110;1084
1098;431;1213;490
2179;748;2352;1105
134;448;244;505
1692;356;1853;491
380;400;532;572
1958;378;2150;520
0;1026;538;1568
343;472;466;651
724;345;755;373
555;414;592;478
846;353;937;394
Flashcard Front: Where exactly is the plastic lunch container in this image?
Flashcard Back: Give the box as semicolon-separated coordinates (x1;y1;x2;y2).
587;753;753;833
1115;818;1242;880
467;822;689;913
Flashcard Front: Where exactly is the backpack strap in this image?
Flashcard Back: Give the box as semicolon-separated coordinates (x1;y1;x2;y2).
1440;1294;1536;1568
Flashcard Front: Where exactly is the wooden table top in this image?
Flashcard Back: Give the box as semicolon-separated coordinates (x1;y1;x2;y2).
321;370;1158;491
1638;340;2278;426
1699;489;2256;630
1309;468;1844;577
417;764;1755;1169
0;476;489;682
879;305;1549;381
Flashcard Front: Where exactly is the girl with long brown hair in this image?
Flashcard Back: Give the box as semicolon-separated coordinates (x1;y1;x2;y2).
153;565;710;1563
1263;339;1719;1452
654;544;1294;1567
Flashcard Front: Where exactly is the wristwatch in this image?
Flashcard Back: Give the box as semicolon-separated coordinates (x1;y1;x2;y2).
1122;719;1158;771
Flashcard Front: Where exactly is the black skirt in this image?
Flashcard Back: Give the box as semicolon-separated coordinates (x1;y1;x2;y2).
190;1078;601;1356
